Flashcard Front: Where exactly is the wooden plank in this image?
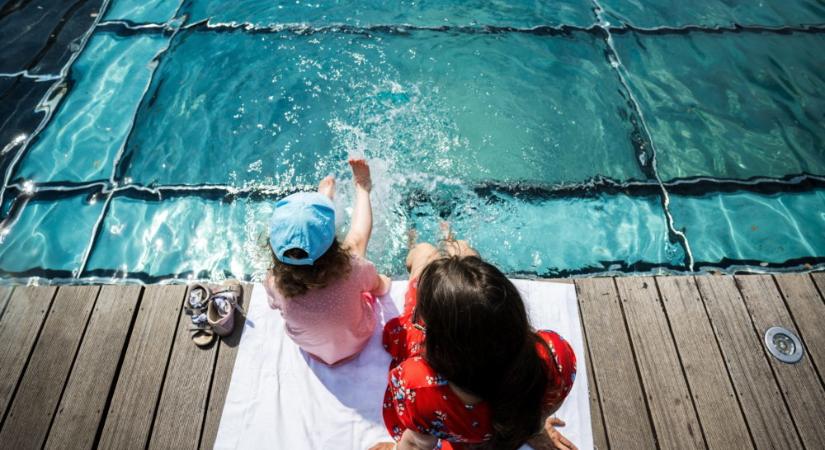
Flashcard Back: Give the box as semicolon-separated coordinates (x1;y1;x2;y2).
656;276;752;449
97;285;186;450
695;276;802;449
148;285;221;450
576;300;608;450
0;287;56;421
44;285;143;450
735;275;825;449
615;277;705;449
575;278;656;449
774;274;825;385
0;286;100;449
0;286;13;319
812;272;825;299
200;283;252;450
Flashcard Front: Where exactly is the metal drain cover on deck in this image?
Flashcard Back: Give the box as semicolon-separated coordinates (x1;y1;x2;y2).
764;327;803;364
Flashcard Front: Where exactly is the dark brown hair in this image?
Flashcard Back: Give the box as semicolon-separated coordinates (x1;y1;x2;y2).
416;256;549;450
269;238;352;298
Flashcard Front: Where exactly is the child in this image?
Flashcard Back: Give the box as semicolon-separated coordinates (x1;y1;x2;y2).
265;158;391;365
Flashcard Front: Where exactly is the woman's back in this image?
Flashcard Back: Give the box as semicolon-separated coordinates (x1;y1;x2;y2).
380;256;577;449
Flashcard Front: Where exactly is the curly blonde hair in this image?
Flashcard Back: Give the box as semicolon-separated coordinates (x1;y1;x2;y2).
269;238;352;298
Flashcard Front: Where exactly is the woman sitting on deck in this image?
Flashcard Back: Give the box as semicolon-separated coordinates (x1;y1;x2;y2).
371;239;578;450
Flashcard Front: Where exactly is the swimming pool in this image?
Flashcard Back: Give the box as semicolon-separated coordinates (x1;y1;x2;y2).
1;0;824;283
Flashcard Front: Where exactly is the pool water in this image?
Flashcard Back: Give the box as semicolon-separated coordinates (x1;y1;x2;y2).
0;0;824;282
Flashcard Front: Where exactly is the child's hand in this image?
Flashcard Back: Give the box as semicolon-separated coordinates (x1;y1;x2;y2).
378;274;392;296
348;158;372;193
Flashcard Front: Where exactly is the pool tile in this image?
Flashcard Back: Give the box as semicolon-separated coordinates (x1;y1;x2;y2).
84;196;272;279
670;190;825;266
104;0;180;24
599;0;825;28
0;76;53;178
15;32;169;184
613;32;825;181
84;186;685;279
0;193;104;276
122;30;646;188
406;189;685;276
184;0;595;28
0;0;104;74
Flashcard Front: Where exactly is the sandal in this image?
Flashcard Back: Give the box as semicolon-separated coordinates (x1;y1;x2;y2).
190;313;216;347
208;280;243;337
185;284;216;347
185;284;211;310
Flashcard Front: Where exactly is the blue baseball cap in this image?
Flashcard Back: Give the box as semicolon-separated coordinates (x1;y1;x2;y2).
269;192;336;266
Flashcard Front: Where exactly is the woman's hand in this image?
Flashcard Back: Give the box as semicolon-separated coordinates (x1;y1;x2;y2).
544;417;577;450
367;443;395;450
369;430;435;450
527;416;578;450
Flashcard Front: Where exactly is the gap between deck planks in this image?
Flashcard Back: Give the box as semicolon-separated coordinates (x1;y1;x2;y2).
200;285;252;450
0;287;57;426
736;275;825;449
1;274;824;450
0;286;100;450
45;285;142;450
576;278;658;449
655;277;752;450
614;277;705;449
0;286;13;320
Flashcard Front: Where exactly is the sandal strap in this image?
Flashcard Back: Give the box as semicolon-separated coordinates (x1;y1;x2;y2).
191;312;208;326
211;282;242;297
186;284;212;311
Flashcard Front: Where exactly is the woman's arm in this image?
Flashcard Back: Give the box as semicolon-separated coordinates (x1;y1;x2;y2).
368;429;437;450
398;429;439;450
526;417;577;450
343;158;373;258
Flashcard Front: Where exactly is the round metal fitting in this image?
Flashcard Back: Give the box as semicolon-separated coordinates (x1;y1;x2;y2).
764;326;803;364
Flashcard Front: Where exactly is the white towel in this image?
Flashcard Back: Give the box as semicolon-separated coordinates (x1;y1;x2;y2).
214;280;593;450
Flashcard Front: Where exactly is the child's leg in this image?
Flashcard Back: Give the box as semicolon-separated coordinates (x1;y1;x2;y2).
406;243;439;280
439;221;479;258
443;240;478;258
343;158;373;258
318;175;335;200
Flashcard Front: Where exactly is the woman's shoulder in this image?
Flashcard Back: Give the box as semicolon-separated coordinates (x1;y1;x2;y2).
534;330;577;380
535;330;577;409
535;330;573;354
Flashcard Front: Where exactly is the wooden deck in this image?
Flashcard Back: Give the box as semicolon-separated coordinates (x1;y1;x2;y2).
0;274;823;449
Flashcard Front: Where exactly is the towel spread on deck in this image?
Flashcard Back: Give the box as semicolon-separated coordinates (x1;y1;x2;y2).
214;280;593;450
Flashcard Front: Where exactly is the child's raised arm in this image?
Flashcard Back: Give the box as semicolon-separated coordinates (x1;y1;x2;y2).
343;158;373;258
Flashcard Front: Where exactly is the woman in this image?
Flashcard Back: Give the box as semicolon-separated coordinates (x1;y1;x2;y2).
371;239;577;450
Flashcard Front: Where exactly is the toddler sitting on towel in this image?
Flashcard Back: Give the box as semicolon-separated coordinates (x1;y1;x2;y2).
264;158;391;365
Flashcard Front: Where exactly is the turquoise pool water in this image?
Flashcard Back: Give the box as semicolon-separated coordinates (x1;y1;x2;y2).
0;0;823;282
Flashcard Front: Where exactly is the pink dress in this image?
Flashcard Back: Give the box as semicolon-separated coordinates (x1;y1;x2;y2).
265;255;384;365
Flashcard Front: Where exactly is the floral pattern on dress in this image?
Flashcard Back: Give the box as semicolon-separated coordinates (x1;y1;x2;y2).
381;278;577;450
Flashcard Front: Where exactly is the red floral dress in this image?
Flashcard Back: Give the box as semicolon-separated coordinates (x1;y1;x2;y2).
382;280;577;449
